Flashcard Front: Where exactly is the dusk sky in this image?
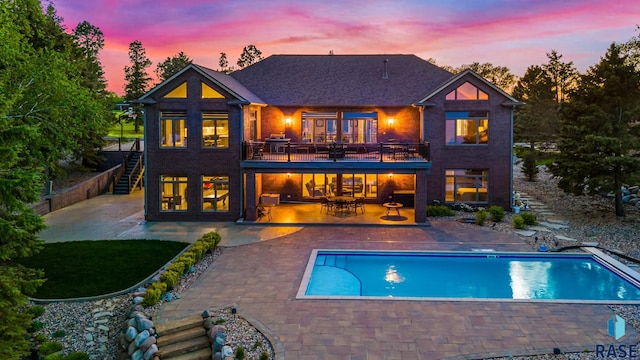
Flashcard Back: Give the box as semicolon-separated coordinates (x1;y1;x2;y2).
47;0;640;96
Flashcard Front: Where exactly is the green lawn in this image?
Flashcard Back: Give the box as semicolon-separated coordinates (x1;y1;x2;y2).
18;240;188;299
107;121;144;139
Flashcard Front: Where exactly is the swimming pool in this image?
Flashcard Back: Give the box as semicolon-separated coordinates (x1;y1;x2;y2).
296;249;640;303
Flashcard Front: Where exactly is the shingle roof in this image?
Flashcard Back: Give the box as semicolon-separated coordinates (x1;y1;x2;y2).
230;54;453;106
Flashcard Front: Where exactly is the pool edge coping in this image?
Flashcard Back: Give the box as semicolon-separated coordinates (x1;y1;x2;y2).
296;248;640;304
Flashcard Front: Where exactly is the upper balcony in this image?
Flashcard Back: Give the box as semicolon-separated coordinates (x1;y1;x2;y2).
241;141;430;163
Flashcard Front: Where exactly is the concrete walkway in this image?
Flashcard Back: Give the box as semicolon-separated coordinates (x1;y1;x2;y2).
39;191;639;359
39;191;301;246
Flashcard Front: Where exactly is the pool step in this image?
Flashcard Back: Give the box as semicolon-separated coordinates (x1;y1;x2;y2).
316;254;348;269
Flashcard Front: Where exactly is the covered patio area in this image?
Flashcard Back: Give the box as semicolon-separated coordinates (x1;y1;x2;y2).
250;202;419;226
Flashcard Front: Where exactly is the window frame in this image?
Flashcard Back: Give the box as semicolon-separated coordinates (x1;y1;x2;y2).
160;175;188;211
160;111;187;149
445;111;489;145
445;169;489;204
202;112;229;148
202;175;229;212
445;82;489;100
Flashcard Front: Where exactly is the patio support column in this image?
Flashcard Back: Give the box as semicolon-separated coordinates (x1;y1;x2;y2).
415;169;428;223
245;169;257;221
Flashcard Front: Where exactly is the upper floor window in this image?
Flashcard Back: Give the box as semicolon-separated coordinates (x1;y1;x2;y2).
302;112;337;143
341;113;378;143
201;82;225;99
445;111;488;145
160;112;187;148
445;82;488;100
202;112;229;148
164;82;187;98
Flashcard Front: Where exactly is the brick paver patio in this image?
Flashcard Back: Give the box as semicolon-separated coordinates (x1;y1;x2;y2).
155;221;638;359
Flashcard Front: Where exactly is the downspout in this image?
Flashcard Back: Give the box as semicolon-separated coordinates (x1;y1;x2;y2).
510;105;515;209
143;104;148;218
238;104;245;220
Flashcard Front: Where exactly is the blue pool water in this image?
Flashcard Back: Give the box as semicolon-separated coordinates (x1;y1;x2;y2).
300;250;640;302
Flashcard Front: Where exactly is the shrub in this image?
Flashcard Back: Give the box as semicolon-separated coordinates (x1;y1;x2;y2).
35;334;47;343
259;351;270;360
64;352;90;360
252;340;262;350
520;212;537;226
188;244;207;262
159;269;181;288
235;346;245;360
30;320;44;332
143;282;167;307
475;210;488;226
426;204;454;217
200;231;222;250
513;216;525;229
39;341;63;356
215;317;226;325
488;206;505;223
28;305;46;318
53;329;66;338
522;152;539;181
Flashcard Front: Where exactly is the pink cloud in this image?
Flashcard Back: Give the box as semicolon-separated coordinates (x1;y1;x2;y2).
48;0;640;95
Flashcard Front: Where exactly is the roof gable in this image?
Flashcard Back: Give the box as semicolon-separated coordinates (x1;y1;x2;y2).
230;54;454;107
416;69;523;106
139;64;265;105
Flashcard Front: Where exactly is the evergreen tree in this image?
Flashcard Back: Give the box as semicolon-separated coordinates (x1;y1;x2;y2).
155;51;193;82
218;52;234;73
513;65;559;147
123;40;152;133
553;44;640;216
544;50;578;104
236;45;263;69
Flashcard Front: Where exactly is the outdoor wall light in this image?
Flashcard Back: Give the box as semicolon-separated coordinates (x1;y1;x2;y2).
287;173;291;178
285;117;292;126
387;118;394;126
388;173;393;178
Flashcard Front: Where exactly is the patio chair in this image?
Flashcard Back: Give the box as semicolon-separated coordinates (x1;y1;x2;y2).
320;196;334;214
351;197;365;214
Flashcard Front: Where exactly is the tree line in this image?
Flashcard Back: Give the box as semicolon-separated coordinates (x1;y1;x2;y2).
1;0;639;357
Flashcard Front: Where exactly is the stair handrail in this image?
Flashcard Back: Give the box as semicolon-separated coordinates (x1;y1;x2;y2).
113;139;142;193
127;153;144;192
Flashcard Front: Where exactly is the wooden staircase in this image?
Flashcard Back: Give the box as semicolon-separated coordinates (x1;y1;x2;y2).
113;151;144;194
155;314;212;360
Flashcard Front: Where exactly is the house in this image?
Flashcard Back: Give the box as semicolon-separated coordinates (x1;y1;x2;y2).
138;54;522;223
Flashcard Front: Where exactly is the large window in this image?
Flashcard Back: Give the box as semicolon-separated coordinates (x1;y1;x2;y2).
202;176;229;211
160;112;187;148
445;82;488;100
302;112;337;143
301;112;378;144
202;112;229;148
302;173;377;198
445;169;488;203
445;111;488;145
160;176;188;211
341;113;378;143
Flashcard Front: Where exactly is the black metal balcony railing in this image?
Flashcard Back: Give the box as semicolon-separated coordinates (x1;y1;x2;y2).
242;141;430;162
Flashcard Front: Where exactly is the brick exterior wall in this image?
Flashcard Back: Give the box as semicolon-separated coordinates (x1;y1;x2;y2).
144;70;243;221
424;75;513;210
143;67;514;222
